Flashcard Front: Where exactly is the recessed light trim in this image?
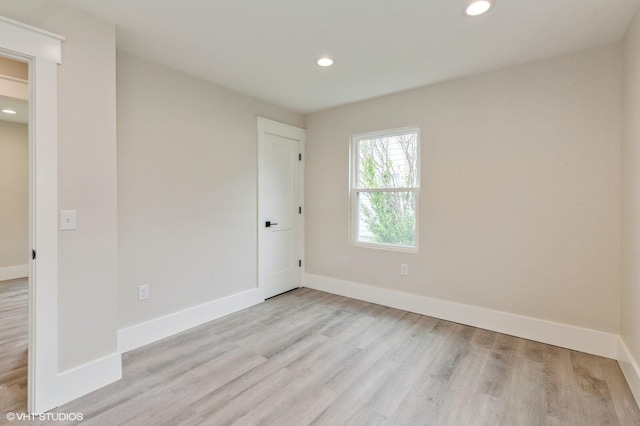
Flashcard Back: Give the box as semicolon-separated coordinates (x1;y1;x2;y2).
316;57;334;67
464;0;494;17
1;109;17;114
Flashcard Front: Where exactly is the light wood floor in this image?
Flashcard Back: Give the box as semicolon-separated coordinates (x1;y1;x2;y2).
2;281;639;425
0;278;28;416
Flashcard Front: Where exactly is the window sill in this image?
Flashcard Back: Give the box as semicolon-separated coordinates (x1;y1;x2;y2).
353;242;419;254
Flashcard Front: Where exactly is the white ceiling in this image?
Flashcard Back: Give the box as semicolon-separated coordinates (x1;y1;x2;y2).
57;0;640;114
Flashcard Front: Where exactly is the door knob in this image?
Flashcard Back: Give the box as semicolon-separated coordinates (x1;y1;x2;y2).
265;221;278;227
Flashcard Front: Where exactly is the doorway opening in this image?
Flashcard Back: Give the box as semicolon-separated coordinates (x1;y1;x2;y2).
0;55;30;414
0;15;63;414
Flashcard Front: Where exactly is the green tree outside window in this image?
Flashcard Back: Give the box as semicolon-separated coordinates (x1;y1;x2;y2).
354;130;419;248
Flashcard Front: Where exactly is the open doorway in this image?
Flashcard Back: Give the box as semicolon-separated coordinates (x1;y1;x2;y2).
0;55;29;414
0;17;62;414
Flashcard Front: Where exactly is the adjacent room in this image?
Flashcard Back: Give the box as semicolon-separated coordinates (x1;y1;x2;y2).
1;0;640;424
0;56;29;415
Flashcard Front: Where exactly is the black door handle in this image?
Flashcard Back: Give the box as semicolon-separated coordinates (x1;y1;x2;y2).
265;221;278;227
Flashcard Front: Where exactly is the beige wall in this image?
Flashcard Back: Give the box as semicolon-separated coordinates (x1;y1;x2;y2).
622;8;640;370
0;1;119;371
0;121;28;269
305;44;622;333
0;56;27;80
116;51;302;328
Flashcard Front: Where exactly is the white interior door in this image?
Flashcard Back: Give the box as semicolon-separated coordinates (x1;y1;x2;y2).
258;117;304;299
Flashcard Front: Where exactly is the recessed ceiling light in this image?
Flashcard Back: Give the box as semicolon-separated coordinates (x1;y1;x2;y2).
1;109;17;114
316;57;334;67
464;0;494;17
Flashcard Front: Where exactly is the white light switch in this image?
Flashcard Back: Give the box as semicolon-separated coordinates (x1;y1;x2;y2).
60;210;77;230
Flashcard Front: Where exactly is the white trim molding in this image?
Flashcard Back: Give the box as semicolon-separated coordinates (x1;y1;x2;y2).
618;338;640;406
118;288;263;353
303;273;618;359
0;264;28;281
0;16;64;63
56;352;122;408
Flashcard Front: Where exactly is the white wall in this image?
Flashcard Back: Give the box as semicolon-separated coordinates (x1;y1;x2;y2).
0;121;28;270
305;44;621;334
621;6;640;397
0;1;119;372
116;51;303;328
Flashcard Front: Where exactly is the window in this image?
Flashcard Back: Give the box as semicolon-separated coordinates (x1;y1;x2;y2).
351;127;420;251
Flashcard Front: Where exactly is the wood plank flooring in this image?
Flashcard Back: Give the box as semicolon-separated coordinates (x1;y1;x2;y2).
0;278;28;416
1;281;639;425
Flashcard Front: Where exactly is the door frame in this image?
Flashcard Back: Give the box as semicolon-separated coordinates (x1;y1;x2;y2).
257;117;305;299
0;16;63;414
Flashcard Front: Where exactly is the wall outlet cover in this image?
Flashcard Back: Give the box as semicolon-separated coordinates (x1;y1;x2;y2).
59;210;77;230
401;264;409;276
138;285;149;301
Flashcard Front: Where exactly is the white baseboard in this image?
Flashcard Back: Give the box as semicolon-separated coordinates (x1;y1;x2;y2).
303;273;618;359
618;338;640;407
0;264;28;281
118;288;263;353
56;352;122;407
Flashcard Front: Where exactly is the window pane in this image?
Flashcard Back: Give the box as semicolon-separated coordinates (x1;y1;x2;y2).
357;191;416;247
357;132;418;189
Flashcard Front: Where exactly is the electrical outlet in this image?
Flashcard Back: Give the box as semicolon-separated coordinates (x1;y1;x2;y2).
138;284;149;301
401;264;409;276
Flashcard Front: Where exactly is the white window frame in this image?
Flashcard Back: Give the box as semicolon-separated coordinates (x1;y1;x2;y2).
350;126;420;253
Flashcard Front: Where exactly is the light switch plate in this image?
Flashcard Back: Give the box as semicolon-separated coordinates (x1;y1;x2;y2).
60;210;77;230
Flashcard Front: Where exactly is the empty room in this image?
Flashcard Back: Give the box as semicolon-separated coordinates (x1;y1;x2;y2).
1;0;640;424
